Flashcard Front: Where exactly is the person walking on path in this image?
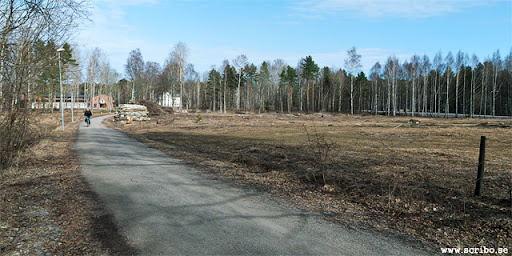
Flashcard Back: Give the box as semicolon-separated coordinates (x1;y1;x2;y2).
84;108;92;127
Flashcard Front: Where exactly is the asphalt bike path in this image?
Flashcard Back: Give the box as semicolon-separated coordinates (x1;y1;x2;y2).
74;115;430;255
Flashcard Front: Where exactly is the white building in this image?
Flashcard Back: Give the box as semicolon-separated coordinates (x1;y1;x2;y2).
159;92;181;109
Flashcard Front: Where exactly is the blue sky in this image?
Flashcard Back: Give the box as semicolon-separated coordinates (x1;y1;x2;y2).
77;0;511;78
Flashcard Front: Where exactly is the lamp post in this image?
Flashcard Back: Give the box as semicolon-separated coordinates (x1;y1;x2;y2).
70;78;74;122
57;47;65;131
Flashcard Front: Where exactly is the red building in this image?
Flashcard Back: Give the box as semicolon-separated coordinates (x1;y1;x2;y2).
92;94;114;109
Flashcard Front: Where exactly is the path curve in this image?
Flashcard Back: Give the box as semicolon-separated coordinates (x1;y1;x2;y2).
74;115;429;255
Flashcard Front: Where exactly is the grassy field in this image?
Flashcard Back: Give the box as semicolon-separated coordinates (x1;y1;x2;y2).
110;112;512;251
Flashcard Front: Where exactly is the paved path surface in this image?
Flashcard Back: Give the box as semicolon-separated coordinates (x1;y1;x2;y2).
75;115;429;255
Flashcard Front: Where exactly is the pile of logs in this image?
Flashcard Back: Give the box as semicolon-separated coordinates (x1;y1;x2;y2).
114;104;151;121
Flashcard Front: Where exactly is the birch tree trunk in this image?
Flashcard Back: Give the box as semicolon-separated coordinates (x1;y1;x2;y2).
288;86;292;113
492;65;497;116
422;68;428;114
236;70;241;111
350;75;354;115
374;79;378;115
412;73;416;117
338;76;342;112
196;78;200;111
279;85;283;112
387;75;391;116
422;59;429;115
446;70;450;116
463;66;466;116
246;80;250;110
299;79;303;112
435;74;438;115
213;80;216;112
312;80;316;113
179;67;183;110
445;53;454;117
358;80;362;113
480;66;485;115
456;68;460;117
223;73;227;114
392;66;397;116
306;80;310;112
438;71;442;116
470;68;474;117
109;84;113;113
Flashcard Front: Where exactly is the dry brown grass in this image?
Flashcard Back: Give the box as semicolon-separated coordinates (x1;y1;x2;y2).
109;112;511;251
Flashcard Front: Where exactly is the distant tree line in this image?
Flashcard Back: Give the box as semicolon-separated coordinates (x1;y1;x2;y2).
121;44;512;117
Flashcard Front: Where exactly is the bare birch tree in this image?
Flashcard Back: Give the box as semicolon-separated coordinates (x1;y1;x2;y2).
345;47;362;115
410;55;420;116
470;54;479;117
233;54;248;111
125;48;144;102
271;59;286;112
492;49;501;116
86;47;103;109
370;62;381;115
421;55;430;114
336;68;345;112
445;52;454;116
170;42;188;110
455;51;464;117
433;51;443;115
144;61;160;101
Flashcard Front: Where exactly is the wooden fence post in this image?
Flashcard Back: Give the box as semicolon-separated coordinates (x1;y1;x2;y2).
474;136;486;196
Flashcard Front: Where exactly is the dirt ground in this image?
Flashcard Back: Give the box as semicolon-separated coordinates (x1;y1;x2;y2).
108;112;512;252
0;111;136;255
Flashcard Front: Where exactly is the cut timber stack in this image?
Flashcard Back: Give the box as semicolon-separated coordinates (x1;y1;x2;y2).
114;104;151;121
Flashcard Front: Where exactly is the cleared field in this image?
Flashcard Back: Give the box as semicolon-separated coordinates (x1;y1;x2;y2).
109;112;512;251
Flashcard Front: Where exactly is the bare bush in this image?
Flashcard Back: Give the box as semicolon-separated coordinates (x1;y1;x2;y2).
303;123;334;186
0;110;51;169
0;110;30;168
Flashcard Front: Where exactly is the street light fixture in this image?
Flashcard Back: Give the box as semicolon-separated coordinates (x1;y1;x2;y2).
57;47;65;131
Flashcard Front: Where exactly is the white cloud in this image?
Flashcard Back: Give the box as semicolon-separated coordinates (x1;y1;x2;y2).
295;0;504;18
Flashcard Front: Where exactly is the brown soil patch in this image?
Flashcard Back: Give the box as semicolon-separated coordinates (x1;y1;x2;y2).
107;112;512;252
139;100;174;117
